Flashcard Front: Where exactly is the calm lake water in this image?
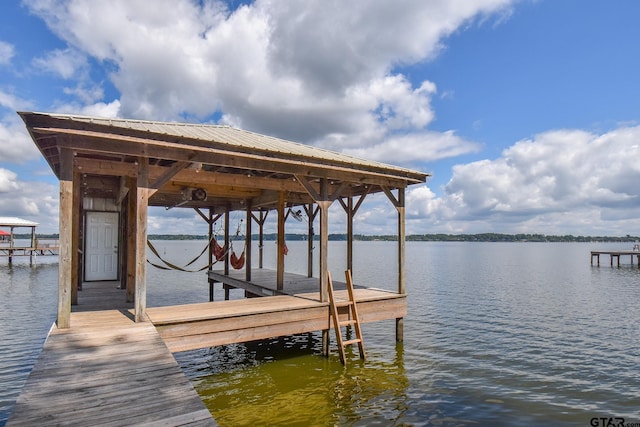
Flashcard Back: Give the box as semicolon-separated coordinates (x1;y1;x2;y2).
1;241;639;426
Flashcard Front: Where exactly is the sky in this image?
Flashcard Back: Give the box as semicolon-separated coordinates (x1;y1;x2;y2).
1;0;640;236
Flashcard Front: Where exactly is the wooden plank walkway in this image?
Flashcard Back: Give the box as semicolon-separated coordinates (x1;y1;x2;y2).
7;309;215;426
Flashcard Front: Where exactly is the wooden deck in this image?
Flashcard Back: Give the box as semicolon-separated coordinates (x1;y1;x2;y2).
148;288;405;353
208;268;350;296
148;269;406;353
7;309;215;426
8;270;404;424
591;250;640;267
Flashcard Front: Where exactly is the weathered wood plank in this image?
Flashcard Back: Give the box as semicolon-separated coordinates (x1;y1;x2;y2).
7;310;214;426
149;288;406;353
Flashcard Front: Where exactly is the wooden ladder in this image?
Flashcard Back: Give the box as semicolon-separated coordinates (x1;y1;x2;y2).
327;270;366;365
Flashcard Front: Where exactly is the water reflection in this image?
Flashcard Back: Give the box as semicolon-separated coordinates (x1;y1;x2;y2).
178;334;410;426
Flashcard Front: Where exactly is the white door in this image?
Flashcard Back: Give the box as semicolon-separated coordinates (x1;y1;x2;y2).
85;212;119;281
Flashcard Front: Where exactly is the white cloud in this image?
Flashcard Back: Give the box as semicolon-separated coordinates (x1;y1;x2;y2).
0;89;32;111
0;41;14;65
0;113;41;162
0;167;58;231
0;168;20;193
409;126;640;235
32;48;88;79
343;130;482;165
52;99;121;118
24;0;514;160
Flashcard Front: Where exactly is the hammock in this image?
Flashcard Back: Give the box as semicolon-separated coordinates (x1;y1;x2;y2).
212;237;226;261
146;238;215;272
230;250;245;269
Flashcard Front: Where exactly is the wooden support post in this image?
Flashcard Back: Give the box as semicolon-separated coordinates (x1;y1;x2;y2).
208;208;214;301
318;179;331;356
305;203;317;278
134;158;149;322
383;186;406;342
224;208;230;275
126;177;137;303
259;210;266;269
29;226;36;266
277;191;285;290
245;201;252;282
71;169;81;305
57;148;74;329
396;187;406;342
338;190;368;278
347;197;354;273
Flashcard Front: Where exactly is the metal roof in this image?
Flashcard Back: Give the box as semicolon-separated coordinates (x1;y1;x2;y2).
0;217;39;227
19;111;429;211
20;111;428;183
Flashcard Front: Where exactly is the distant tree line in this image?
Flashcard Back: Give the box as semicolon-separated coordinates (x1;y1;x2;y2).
14;232;640;243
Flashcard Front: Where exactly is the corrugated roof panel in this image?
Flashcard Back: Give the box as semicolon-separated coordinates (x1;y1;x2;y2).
38;112;428;180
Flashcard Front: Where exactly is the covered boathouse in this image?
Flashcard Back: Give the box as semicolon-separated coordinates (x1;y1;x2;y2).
10;111;428;424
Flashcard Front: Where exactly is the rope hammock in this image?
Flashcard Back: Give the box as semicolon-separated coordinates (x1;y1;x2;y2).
146;237;218;272
147;215;248;272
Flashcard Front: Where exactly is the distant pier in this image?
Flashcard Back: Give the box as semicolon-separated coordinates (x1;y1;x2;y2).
590;247;640;267
0;217;58;265
0;239;59;265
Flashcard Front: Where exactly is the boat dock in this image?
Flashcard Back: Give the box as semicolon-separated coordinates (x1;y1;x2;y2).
0;217;59;265
8;270;405;425
10;112;425;425
7;282;215;426
0;239;60;264
590;249;640;267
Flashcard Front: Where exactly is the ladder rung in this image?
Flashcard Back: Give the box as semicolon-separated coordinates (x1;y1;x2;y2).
339;320;356;327
342;338;361;346
335;301;353;307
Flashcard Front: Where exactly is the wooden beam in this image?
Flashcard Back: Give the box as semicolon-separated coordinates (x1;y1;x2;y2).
316;178;333;356
42;128;422;186
337;190;368;274
245;201;252;282
396;187;406;342
304;203;317;278
126;177;137;303
71;169;81;305
57;147;74;328
329;181;349;201
252;210;268;269
382;186;401;207
75;157;138;177
150;160;190;189
277;192;285;290
194;207;209;223
352;186;370;214
346;197;354;273
135;158;149;322
208;209;215;302
295;176;320;200
116;177;129;205
224;208;230;276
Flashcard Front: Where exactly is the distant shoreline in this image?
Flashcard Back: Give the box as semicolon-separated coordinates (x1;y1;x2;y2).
13;233;640;243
